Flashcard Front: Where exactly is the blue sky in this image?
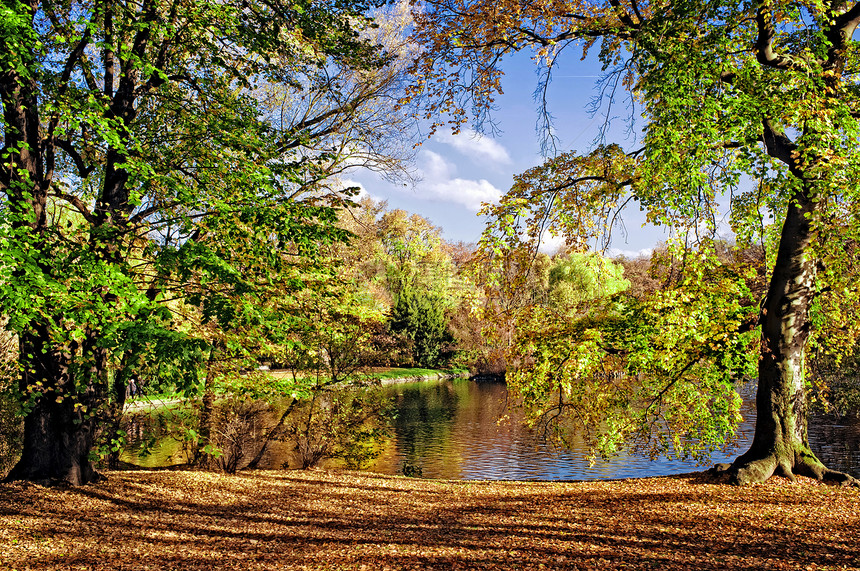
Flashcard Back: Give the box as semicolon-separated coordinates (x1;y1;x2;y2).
343;50;672;258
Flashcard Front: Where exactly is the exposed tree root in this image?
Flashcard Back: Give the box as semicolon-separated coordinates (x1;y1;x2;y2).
709;451;860;487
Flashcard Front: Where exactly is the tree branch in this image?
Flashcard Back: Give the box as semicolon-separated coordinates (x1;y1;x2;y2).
50;190;96;224
45;25;92;191
609;0;640;30
761;118;799;171
755;2;809;71
54;139;95;178
826;2;860;68
129;201;182;224
103;0;115;98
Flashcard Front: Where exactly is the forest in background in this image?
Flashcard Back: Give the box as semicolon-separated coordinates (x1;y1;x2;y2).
3;189;859;478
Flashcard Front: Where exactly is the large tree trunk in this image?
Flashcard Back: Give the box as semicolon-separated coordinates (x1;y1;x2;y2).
4;331;102;485
719;188;856;486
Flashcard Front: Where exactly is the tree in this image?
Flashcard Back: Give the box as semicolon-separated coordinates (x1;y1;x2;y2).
376;207;456;295
389;285;454;367
254;0;422;197
547;251;629;311
334;197;468;366
0;0;388;484
410;0;860;485
504;243;761;464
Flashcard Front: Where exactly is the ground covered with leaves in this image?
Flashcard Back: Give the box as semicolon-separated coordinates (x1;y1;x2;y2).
1;469;858;570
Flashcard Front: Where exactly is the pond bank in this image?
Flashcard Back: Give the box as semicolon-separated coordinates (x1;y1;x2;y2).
375;369;469;385
121;368;469;413
1;469;857;570
262;366;470;385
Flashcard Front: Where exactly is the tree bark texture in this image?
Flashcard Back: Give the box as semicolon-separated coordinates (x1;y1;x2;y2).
720;187;856;485
4;331;101;485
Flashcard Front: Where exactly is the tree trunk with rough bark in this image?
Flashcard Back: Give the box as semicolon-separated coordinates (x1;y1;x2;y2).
3;331;102;485
717;188;857;486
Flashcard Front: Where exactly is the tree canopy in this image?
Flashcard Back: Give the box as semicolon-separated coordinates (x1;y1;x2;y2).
0;0;407;484
410;0;860;485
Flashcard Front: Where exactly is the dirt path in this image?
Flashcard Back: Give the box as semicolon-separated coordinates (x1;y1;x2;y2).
1;469;858;570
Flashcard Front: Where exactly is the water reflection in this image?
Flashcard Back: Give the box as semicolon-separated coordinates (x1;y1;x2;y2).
120;378;859;480
365;378;859;481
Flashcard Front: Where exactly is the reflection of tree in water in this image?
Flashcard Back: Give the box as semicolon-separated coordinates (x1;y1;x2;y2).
385;379;522;478
118;380;859;479
391;382;468;470
393;381;460;471
119;403;201;466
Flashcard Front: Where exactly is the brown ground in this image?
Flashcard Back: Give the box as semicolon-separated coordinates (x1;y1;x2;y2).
1;469;858;570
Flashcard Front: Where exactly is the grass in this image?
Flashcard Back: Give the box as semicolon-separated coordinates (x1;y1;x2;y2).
267;366;468;382
357;367;468;381
124;367;466;412
1;469;858;570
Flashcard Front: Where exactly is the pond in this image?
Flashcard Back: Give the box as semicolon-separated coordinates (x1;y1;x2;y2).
122;378;860;481
364;378;860;480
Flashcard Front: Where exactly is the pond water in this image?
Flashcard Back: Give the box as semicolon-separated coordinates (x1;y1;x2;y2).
122;378;860;481
365;378;860;480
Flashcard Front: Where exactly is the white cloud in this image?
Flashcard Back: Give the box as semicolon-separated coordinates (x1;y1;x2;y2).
423;178;502;212
435;129;512;165
414;150;502;212
420;150;455;180
538;230;566;254
336;178;375;201
607;247;653;259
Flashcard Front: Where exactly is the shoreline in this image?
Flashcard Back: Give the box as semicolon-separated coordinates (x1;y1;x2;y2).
376;369;470;385
122;368;470;412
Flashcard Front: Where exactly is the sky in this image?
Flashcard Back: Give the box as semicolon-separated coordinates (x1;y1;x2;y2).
342;50;672;259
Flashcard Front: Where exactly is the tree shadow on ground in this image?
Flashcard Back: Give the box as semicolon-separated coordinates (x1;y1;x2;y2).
1;469;857;570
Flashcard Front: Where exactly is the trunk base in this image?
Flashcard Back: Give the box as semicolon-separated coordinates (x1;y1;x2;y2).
710;449;859;487
3;460;104;487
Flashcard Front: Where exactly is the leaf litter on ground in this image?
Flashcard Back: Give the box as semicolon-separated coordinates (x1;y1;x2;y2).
0;469;858;570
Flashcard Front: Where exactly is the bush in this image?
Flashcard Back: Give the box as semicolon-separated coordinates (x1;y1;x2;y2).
287;384;393;470
207;398;271;473
388;287;454;368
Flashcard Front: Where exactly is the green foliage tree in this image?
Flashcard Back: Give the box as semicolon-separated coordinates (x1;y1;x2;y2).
547;252;630;311
411;0;860;485
335;197;468;366
0;0;388;484
506;244;760;463
389;285;454;367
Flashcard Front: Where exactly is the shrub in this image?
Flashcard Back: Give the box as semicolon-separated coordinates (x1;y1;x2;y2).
388;287;454;368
